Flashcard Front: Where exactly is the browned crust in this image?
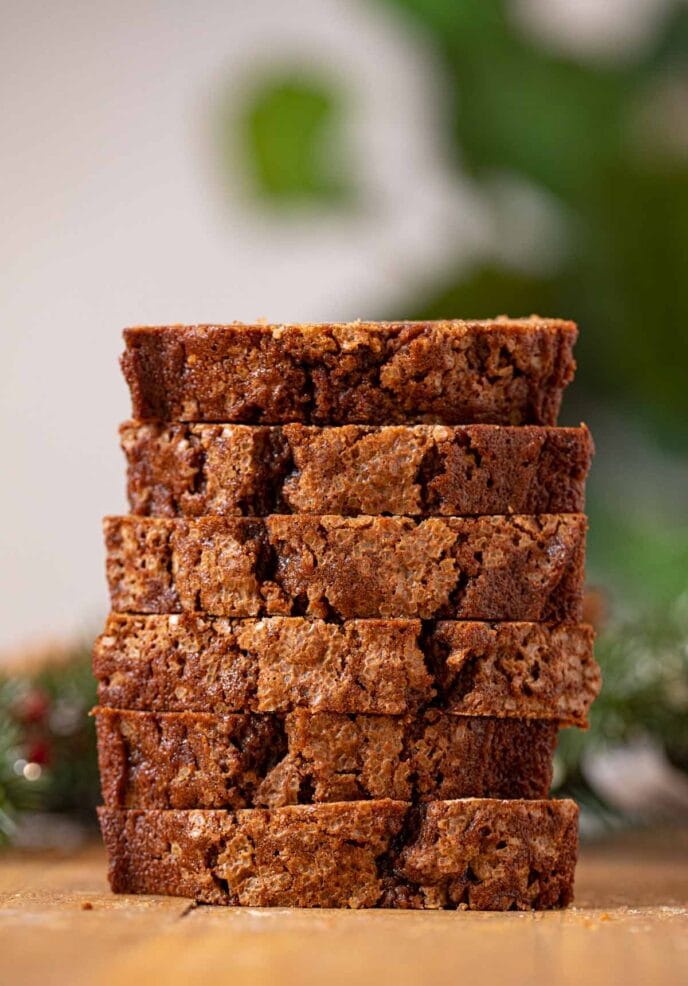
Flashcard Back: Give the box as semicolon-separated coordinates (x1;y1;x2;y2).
95;708;559;809
121;319;577;425
121;422;593;518
98;798;579;909
93;615;598;724
103;514;586;622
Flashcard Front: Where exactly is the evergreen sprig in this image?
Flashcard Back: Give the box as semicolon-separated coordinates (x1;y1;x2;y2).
555;595;688;812
0;680;44;843
0;646;98;846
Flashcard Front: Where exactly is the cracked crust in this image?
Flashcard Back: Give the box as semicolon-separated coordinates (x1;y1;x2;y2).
121;421;593;518
95;708;559;809
93;615;599;724
104;514;586;621
98;798;579;909
121;319;577;425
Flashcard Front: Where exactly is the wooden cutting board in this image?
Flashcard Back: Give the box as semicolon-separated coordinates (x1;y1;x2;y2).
1;831;686;986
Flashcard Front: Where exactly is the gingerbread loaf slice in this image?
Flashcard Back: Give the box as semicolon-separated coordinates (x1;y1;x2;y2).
121;319;577;426
104;514;586;622
95;708;558;809
99;798;579;909
121;422;593;518
94;615;598;724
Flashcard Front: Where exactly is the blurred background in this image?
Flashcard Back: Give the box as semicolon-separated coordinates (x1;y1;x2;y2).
0;0;687;842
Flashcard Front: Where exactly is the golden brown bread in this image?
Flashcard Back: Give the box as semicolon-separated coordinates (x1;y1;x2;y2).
99;798;579;909
104;514;587;622
121;422;592;517
121;319;577;425
95;708;560;809
94;615;598;723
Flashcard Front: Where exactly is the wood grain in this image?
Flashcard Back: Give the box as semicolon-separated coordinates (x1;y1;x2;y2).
1;833;687;986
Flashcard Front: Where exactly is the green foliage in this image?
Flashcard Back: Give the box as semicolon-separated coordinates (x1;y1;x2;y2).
0;646;98;845
403;263;562;331
555;596;688;807
392;0;629;199
237;73;351;206
0;681;43;844
29;649;99;819
574;162;688;435
586;500;688;608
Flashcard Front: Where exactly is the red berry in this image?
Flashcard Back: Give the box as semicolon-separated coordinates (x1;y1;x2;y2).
27;739;51;766
16;689;50;724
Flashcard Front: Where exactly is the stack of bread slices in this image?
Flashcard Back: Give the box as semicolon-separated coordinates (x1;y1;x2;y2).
94;318;600;910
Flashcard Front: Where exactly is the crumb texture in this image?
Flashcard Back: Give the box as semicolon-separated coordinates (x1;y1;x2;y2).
121;320;577;425
95;709;558;809
98;798;579;909
94;615;598;723
121;422;592;518
104;514;586;622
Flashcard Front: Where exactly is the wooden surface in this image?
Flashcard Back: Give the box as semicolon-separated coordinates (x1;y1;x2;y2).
1;832;687;986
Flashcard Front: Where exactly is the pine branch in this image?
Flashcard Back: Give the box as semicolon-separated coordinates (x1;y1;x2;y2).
554;594;688;820
0;644;98;845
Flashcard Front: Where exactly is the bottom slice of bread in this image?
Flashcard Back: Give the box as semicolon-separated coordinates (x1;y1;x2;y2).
99;798;578;910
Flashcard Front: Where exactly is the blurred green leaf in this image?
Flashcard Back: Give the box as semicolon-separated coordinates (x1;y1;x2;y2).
385;0;629;199
387;0;506;39
573;163;688;435
586;497;688;607
639;5;688;72
237;73;351;206
401;263;561;322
